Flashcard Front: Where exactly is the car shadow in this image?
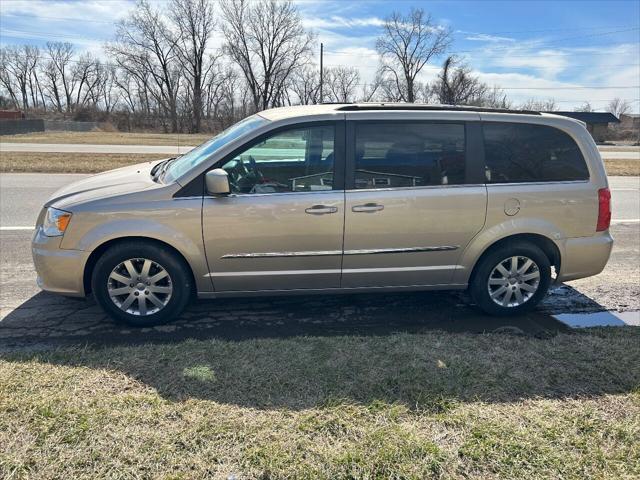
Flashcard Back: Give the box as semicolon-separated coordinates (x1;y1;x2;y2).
3;285;639;410
0;287;576;347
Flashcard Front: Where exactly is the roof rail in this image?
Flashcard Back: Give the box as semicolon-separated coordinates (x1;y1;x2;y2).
336;103;542;115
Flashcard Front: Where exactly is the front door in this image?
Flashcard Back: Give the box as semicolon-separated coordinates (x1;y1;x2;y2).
202;122;345;292
342;121;487;288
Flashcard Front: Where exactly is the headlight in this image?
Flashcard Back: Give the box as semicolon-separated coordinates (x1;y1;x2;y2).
42;207;72;237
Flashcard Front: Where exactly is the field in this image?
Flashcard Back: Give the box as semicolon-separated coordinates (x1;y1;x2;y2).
1;327;639;479
0;131;211;146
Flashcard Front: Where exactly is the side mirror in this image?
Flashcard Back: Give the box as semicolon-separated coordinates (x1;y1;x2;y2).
205;168;230;195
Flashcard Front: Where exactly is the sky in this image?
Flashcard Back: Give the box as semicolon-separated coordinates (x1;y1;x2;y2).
1;0;639;112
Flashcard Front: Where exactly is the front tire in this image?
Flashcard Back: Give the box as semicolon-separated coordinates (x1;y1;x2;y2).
470;242;551;316
92;241;192;326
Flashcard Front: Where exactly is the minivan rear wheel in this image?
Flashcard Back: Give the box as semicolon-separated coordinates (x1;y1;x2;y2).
92;241;192;326
470;242;551;316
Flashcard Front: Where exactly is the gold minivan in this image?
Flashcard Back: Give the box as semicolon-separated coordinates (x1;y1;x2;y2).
32;104;613;326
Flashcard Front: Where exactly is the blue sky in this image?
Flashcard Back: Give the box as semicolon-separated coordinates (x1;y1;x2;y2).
1;0;639;111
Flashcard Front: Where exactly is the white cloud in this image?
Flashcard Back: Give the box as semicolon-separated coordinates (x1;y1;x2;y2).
302;15;385;30
464;33;515;43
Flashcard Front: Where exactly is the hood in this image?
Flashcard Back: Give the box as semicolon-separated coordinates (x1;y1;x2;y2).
46;160;163;209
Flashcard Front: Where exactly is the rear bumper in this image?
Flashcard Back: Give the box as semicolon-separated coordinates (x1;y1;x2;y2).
557;231;613;282
32;227;89;297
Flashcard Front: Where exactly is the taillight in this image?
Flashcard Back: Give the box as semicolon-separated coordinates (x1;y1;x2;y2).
596;188;611;232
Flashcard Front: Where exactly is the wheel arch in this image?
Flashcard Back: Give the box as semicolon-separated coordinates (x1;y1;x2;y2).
83;236;196;296
467;233;561;287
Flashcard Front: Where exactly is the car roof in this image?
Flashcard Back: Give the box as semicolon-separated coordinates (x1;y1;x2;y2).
258;103;545;121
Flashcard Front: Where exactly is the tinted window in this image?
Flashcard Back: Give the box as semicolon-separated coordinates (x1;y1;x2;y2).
483;123;589;183
354;123;466;189
220;125;334;194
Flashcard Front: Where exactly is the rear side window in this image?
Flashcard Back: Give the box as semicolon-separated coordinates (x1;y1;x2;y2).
354;123;466;188
483;123;589;183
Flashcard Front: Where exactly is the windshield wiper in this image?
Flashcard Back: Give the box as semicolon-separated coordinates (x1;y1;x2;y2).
151;157;179;182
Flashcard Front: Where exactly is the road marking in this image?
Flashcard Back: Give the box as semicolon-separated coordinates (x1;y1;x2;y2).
0;226;34;231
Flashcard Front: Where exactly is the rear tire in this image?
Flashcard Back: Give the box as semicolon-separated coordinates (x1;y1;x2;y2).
470;242;551;316
91;241;192;326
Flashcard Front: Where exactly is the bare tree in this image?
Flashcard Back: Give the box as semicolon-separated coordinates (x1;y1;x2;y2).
0;48;20;107
376;8;451;103
429;56;486;105
359;73;385;102
0;45;37;109
323;66;360;103
290;65;320;105
45;42;76;112
427;56;511;108
220;0;313;111
574;101;593;112
607;97;631;119
108;0;181;132
478;85;512;109
170;0;216;132
520;98;559;111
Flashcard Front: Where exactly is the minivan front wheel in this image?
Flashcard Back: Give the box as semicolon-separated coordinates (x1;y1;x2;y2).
470;242;551;316
92;241;192;326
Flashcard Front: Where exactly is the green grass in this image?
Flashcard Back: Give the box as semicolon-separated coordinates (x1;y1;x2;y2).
1;327;639;479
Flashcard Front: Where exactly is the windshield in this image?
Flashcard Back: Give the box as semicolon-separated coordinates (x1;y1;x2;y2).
163;114;269;183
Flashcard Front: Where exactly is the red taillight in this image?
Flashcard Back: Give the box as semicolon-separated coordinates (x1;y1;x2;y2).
596;188;611;232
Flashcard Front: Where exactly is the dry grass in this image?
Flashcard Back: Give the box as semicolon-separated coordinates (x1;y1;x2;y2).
0;152;164;173
1;328;639;479
604;159;640;176
0;131;211;146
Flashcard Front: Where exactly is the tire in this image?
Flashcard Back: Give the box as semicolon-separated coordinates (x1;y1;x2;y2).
91;240;192;326
470;241;551;316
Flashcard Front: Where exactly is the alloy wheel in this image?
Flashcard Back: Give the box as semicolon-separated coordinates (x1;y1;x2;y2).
107;258;173;316
487;255;540;308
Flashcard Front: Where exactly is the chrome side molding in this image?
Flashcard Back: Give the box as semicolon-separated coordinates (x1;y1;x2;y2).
221;245;459;259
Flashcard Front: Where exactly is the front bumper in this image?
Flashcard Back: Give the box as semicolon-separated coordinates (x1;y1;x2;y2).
557;231;614;282
32;227;89;297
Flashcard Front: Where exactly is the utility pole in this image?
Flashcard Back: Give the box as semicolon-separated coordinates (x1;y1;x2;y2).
319;42;323;104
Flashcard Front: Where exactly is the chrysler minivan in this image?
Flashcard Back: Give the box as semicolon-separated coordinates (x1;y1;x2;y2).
32;104;613;326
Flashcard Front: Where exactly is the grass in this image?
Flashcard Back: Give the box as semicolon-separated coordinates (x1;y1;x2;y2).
1;152;639;176
604;159;640;176
1;328;639;479
0;152;165;173
0;131;211;146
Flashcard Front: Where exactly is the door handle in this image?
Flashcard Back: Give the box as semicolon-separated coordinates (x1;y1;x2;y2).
352;203;384;213
305;205;338;215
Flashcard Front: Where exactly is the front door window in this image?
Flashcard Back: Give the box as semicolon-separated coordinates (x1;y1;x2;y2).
220;125;335;194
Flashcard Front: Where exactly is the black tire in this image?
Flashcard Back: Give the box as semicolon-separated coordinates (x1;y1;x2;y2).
91;240;192;326
470;241;551;316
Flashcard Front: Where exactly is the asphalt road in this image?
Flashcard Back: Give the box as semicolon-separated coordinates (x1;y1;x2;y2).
1;173;638;349
2;142;638;160
1;173;638;228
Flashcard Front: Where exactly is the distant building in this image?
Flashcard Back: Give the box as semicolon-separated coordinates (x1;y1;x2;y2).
0;110;23;120
620;113;640;129
545;111;620;143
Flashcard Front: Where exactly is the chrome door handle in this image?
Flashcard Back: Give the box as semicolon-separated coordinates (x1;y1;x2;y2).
305;205;338;215
352;203;384;213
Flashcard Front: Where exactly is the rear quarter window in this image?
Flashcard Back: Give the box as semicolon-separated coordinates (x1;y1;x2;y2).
483;122;589;183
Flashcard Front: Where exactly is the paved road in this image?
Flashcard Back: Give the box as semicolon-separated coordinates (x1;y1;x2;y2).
2;173;638;229
1;173;638;349
2;142;638;160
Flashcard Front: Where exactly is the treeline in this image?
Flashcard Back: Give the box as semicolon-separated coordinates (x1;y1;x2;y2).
1;0;629;134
